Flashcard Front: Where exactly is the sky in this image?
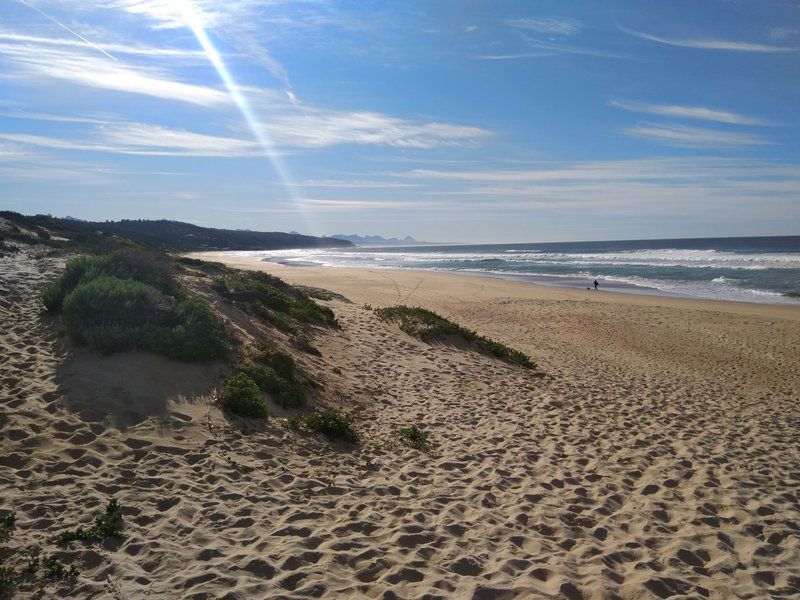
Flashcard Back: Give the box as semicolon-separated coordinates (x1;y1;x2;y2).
0;0;799;243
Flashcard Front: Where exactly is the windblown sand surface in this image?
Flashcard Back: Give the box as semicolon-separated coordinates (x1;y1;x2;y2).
2;249;799;599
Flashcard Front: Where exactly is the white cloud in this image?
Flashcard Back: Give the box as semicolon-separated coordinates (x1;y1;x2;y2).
622;123;770;147
385;157;800;215
609;99;769;126
515;34;631;60
0;41;228;106
0;31;207;58
504;17;583;36
0;123;263;157
245;88;491;149
297;198;428;210
619;23;798;53
402;157;800;184
301;179;420;189
475;52;558;61
99;0;293;87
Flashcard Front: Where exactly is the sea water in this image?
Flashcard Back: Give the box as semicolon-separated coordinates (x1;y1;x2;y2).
233;236;800;305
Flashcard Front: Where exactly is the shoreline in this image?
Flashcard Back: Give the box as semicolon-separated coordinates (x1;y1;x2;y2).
189;251;800;321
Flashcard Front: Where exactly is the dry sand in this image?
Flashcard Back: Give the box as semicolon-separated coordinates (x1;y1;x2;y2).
1;249;799;599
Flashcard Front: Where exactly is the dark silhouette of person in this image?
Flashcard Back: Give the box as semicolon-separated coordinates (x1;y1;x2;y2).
593;280;599;290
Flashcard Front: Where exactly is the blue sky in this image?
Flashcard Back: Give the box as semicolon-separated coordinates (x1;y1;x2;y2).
1;0;798;242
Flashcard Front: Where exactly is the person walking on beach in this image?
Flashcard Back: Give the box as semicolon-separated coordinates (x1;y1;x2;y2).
593;280;599;291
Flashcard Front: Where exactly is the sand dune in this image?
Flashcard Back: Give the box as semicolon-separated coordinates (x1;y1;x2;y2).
1;250;799;598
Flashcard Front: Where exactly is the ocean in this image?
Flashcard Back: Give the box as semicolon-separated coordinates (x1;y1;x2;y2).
236;235;800;305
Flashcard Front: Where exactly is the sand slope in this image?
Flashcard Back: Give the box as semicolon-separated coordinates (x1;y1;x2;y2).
1;251;799;598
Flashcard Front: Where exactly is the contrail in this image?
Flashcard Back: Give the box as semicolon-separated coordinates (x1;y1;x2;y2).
16;0;117;61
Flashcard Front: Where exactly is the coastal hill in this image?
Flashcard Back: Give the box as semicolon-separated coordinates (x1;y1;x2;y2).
0;212;352;252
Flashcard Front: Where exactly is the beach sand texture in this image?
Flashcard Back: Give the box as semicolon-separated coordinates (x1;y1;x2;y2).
1;250;799;598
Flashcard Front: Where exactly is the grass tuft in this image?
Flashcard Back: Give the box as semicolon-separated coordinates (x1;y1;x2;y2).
56;499;123;544
288;409;358;443
41;556;80;580
397;425;429;449
374;305;536;370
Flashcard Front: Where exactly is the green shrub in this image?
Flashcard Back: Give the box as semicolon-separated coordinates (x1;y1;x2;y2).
213;270;339;329
61;276;166;353
42;250;177;312
288;409;358;443
0;512;15;543
52;262;228;360
41;555;80;580
0;566;16;596
253;304;299;335
375;305;536;370
56;499;123;544
290;299;339;328
268;351;295;380
144;298;228;360
237;362;305;409
397;425;429;449
276;386;305;409
219;373;267;418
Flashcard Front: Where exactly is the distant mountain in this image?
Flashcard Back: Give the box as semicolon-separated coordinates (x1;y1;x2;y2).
332;234;421;245
0;212;353;252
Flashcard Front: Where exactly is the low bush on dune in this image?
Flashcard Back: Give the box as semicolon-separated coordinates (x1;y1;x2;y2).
219;373;268;418
211;270;339;329
288;409;358;443
42;249;177;312
236;345;308;409
374;305;536;370
44;251;229;360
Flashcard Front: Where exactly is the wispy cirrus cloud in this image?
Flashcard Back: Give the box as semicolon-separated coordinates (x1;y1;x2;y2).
301;179;420;189
260;109;490;149
381;157;800;216
0;31;208;58
622;123;771;147
618;23;799;53
0;40;228;106
220;157;800;216
95;0;298;87
609;99;769;126
240;87;490;149
488;15;628;60
503;17;583;36
0;123;263;157
2;99;490;154
400;157;800;184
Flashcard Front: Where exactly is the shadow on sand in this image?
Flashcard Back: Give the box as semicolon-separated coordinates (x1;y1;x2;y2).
55;350;228;431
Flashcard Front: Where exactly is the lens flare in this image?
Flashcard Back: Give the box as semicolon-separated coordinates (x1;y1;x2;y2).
177;1;314;232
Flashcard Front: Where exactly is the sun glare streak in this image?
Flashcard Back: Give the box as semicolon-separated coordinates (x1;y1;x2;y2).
176;1;314;233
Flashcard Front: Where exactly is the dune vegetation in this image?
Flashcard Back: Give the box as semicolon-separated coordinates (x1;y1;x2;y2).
374;305;536;370
42;250;229;360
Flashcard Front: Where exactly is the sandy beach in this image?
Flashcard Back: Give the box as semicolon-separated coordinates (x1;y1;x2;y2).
2;249;799;598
